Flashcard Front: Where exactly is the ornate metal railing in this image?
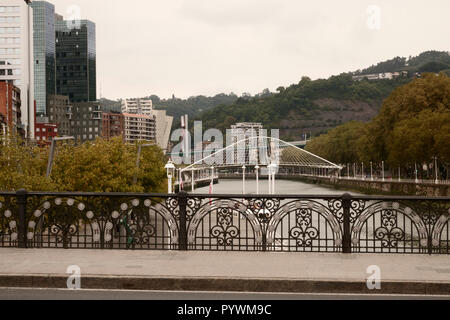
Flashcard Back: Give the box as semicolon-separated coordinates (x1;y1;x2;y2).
0;190;449;254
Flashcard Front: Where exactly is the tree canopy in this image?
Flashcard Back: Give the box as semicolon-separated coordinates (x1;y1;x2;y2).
0;136;167;192
306;73;450;167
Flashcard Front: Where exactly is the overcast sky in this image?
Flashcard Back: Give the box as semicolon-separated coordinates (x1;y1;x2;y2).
51;0;450;100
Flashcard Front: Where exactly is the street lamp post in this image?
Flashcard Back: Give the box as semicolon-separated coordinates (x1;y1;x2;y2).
164;160;175;194
370;162;373;181
382;161;385;182
415;163;419;184
191;168;195;192
255;165;260;195
268;163;277;195
435;157;439;185
242;165;246;195
268;166;272;194
361;162;364;180
210;166;214;194
134;143;157;184
46;136;75;178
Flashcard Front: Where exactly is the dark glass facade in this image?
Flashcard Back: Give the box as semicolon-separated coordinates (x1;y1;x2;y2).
55;19;96;103
31;1;56;117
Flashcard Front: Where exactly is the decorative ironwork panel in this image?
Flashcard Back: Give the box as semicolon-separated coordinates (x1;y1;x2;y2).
267;200;342;252
0;192;448;254
25;195;178;250
0;194;18;247
352;202;427;253
187;198;261;251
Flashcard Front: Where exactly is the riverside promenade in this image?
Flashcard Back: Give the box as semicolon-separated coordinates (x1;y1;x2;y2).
0;249;449;296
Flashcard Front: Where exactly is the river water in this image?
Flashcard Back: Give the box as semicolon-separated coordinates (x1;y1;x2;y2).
194;179;363;196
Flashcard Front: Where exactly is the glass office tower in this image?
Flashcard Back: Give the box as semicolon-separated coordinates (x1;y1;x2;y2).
55;19;96;102
31;1;56;117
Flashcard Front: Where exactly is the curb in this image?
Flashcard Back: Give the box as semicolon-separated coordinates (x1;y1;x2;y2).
0;275;449;295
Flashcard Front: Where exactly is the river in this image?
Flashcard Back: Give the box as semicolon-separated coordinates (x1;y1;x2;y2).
194;178;363;196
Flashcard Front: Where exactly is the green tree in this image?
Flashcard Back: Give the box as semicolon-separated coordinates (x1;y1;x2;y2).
0;134;55;191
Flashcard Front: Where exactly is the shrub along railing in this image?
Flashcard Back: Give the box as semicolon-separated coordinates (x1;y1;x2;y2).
0;190;449;254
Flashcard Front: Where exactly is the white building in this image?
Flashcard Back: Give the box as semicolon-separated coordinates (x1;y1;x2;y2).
150;108;173;152
352;72;403;81
123;112;156;143
121;98;153;116
0;0;34;138
121;98;173;151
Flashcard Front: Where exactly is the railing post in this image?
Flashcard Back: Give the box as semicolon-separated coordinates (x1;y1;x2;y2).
178;191;188;251
16;189;28;249
342;193;352;254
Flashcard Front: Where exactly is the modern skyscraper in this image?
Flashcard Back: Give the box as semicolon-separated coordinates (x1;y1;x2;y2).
55;18;96;102
0;0;34;138
31;1;55;117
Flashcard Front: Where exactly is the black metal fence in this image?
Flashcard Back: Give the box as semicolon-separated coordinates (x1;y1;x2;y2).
0;190;449;254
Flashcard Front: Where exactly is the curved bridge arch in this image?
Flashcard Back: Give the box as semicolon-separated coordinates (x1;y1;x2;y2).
179;135;341;173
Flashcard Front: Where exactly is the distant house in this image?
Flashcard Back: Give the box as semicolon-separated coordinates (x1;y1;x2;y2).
352;72;404;81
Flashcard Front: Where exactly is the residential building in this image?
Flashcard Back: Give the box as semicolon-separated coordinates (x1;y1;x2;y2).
47;94;71;137
123;112;156;143
35;116;57;145
122;98;173;150
31;1;56;117
0;80;22;135
69;101;102;143
102;111;124;140
55;18;96;102
352;72;404;81
0;0;35;138
121;98;152;115
148;108;173;152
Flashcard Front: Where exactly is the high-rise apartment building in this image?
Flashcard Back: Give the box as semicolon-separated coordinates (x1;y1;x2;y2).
0;0;34;138
122;98;173;151
121;99;153;115
55;18;96;102
31;1;55;117
123;113;156;144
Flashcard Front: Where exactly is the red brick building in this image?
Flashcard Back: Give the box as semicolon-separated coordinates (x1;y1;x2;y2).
0;81;22;136
102;112;124;140
35;121;58;146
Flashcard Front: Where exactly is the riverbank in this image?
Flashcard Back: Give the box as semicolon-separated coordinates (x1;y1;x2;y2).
284;175;450;197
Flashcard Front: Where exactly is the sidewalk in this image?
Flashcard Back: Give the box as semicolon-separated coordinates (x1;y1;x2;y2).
0;249;449;295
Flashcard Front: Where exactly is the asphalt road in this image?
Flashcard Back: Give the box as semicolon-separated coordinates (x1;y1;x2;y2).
0;288;449;300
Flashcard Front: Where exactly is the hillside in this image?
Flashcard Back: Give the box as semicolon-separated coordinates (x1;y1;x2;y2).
148;93;238;128
353;50;450;75
197;51;450;140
